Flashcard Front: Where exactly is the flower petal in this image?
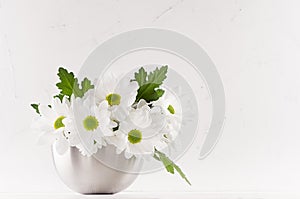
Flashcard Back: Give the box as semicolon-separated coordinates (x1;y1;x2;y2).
55;137;69;155
39;105;56;120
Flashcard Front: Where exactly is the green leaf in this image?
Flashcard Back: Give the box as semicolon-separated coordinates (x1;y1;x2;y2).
173;164;191;186
54;94;64;102
56;67;76;98
161;154;175;174
55;67;94;100
133;67;148;87
135;83;165;103
73;78;94;98
155;89;165;98
153;153;160;161
147;65;168;85
72;78;82;98
31;103;40;115
132;66;168;103
80;78;94;94
154;148;191;185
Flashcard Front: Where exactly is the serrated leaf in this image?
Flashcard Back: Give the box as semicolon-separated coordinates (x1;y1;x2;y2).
80;77;94;95
72;78;82;98
54;94;64;102
55;67;94;100
134;67;147;87
147;65;168;85
73;78;94;98
135;83;165;103
31;103;40;115
132;66;168;103
154;148;191;185
56;67;76;97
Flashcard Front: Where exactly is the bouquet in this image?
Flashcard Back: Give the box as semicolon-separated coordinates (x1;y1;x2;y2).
31;65;190;185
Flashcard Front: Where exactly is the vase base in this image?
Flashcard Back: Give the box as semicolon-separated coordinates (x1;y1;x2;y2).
52;145;142;194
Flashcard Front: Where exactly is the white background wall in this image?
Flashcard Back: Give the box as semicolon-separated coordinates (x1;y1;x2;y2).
1;0;300;194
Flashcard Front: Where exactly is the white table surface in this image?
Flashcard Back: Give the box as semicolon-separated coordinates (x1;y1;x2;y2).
1;192;300;199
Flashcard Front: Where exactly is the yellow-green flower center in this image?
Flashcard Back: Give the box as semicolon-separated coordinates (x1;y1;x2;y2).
106;93;121;106
54;116;66;130
83;115;99;131
128;129;142;144
167;104;175;114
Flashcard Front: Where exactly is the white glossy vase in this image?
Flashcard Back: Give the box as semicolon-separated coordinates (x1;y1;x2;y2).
52;144;142;194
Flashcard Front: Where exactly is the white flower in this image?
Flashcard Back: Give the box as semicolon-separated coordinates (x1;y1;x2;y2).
61;114;80;147
107;100;167;159
72;93;117;156
153;89;182;142
35;97;70;155
95;74;138;121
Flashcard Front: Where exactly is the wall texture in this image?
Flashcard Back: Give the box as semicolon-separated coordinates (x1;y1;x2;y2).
1;0;300;193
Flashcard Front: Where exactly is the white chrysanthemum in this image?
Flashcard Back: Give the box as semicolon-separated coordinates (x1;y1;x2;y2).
61;113;80;147
95;74;138;121
153;89;182;142
107;100;167;159
72;93;117;156
35;97;71;155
